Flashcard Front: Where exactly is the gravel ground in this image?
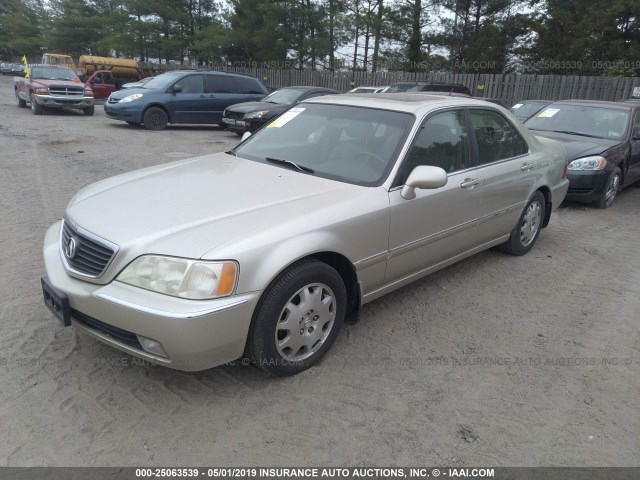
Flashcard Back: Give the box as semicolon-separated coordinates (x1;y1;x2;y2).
0;74;638;467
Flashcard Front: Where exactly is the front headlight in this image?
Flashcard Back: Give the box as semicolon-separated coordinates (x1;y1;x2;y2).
244;110;269;119
117;255;238;300
568;156;607;171
34;88;49;94
120;93;143;103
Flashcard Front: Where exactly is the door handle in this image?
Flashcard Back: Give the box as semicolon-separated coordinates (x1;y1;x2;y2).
520;163;534;171
460;178;480;189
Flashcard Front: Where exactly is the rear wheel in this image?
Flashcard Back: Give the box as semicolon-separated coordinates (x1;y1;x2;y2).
15;90;26;108
83;105;95;116
498;190;545;256
246;259;346;376
143;107;168;130
30;93;43;115
593;167;621;209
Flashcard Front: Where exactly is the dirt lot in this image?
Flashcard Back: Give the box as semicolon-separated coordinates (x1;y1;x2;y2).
0;74;638;467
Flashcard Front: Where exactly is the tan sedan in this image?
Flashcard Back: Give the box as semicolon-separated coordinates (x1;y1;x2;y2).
42;94;569;376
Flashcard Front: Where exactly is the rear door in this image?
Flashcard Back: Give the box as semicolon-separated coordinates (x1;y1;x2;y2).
204;74;247;123
85;72;116;100
468;108;537;242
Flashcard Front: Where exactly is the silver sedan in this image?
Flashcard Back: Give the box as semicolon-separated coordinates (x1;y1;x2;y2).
41;94;569;376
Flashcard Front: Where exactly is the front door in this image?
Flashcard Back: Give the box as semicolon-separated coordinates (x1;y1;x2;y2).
386;109;483;284
169;74;207;123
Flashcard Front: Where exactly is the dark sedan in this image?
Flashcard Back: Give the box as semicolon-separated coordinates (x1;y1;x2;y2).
222;86;338;135
510;100;553;121
525;100;640;208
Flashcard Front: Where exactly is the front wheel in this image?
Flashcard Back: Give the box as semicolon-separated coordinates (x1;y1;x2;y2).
246;260;347;376
31;93;43;115
143;107;168;130
15;90;26;108
593;167;621;209
498;190;545;256
83;105;95;116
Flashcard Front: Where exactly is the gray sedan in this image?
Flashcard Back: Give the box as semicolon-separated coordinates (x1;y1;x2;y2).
41;94;569;376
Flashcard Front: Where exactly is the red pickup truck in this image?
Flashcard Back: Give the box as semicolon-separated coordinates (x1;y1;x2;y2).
14;64;95;115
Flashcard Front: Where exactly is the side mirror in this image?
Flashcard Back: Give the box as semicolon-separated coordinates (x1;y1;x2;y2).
241;131;252;142
171;84;182;94
401;165;448;200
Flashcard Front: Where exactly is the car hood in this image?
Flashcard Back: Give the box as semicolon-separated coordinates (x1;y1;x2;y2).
108;87;152;100
30;78;84;88
66;153;368;263
531;131;621;160
226;101;289;114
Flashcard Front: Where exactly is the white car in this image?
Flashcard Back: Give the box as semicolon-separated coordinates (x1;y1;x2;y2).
42;95;569;376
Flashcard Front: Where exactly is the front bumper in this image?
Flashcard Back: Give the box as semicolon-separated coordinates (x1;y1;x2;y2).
43;221;261;371
104;102;144;123
565;169;611;203
35;94;93;109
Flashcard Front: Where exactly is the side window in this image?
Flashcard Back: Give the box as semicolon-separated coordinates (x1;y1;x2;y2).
303;92;324;100
469;109;528;164
206;75;240;93
399;110;470;184
236;76;264;94
633;112;640;139
175;74;204;94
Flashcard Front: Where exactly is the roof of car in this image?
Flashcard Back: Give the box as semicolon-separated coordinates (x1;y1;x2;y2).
282;86;338;92
304;93;502;113
550;99;636;110
160;69;259;78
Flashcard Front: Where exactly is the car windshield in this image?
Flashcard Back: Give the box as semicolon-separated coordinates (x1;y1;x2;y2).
142;72;187;90
511;102;549;118
385;84;422;93
262;88;308;105
234;103;413;186
30;66;78;81
525;104;630;140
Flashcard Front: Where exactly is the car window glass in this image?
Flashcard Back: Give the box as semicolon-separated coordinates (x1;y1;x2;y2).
634;112;640;138
236;76;264;94
398;110;470;184
470;109;528;164
206;75;240;93
175;74;204;94
304;92;324;100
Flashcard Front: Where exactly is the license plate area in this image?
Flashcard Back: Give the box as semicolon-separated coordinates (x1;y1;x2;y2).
41;276;71;326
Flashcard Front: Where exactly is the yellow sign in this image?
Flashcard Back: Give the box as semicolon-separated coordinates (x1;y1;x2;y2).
21;55;29;78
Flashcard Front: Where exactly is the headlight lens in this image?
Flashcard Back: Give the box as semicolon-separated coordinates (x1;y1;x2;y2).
120;93;143;103
84;89;94;97
568;156;607;171
117;256;238;300
34;88;49;94
244;110;269;119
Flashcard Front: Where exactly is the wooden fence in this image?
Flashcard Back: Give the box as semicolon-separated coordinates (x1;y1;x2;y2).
216;69;640;106
19;55;640;105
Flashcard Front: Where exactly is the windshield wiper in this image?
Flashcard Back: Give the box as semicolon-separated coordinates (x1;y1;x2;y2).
225;150;237;156
265;157;314;174
552;130;604;139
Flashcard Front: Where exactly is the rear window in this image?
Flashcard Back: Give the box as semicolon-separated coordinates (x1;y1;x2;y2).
206;75;240;93
236;76;266;94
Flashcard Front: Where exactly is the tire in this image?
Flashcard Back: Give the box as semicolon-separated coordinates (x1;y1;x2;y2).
143;107;168;130
83;105;95;116
30;93;43;115
234;131;244;137
593;167;621;209
246;259;347;376
15;90;26;108
498;190;545;256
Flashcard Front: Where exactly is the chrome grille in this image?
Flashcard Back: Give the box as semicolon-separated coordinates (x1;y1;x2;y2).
49;86;84;97
228;111;245;120
60;219;117;278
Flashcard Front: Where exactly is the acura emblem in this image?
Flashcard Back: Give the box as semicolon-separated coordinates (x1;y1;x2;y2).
65;237;78;259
